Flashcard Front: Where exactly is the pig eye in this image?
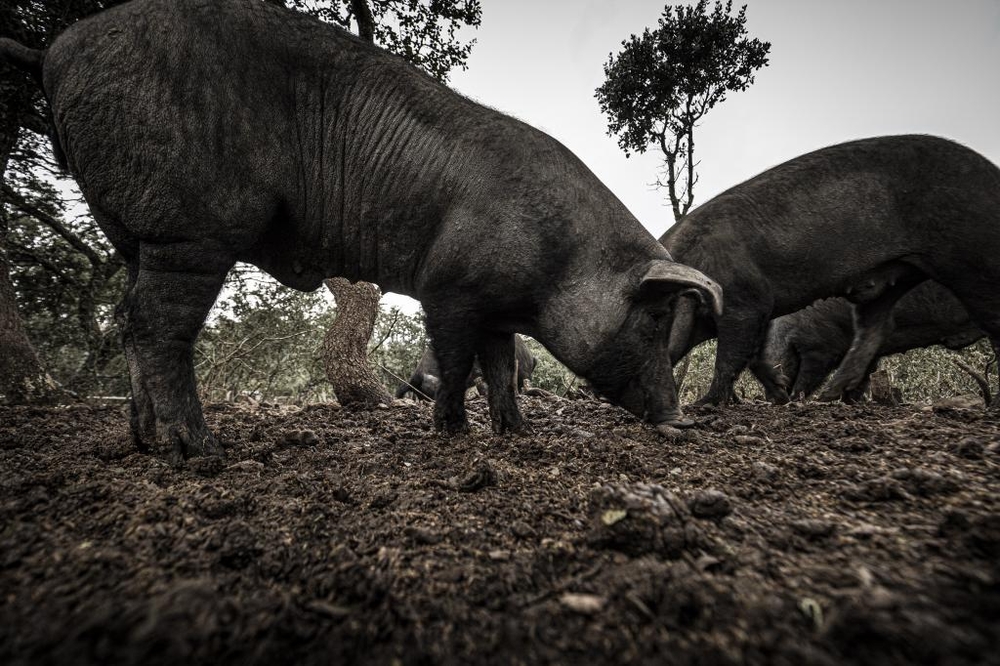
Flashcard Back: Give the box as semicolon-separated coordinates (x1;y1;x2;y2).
647;306;669;322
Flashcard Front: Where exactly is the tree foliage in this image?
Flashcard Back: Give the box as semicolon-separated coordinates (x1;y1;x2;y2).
275;0;482;82
596;0;770;221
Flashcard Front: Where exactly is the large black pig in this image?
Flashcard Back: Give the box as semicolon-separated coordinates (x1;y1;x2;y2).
0;0;721;458
661;135;1000;408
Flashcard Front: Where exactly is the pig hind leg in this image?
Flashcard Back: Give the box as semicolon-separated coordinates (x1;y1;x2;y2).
120;242;235;461
816;285;915;402
424;316;477;433
842;358;879;404
476;332;526;434
117;263;155;451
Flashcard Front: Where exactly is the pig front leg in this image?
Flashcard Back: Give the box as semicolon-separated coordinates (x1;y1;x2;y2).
699;298;772;406
748;357;791;404
476;332;526;434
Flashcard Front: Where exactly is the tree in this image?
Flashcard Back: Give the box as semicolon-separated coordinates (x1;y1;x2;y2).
322;278;393;406
596;0;770;222
0;1;129;403
273;0;482;83
0;99;57;402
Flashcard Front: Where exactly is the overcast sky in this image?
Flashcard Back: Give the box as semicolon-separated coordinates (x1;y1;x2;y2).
382;0;1000;311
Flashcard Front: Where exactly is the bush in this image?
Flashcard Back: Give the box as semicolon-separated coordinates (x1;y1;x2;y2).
18;259;997;408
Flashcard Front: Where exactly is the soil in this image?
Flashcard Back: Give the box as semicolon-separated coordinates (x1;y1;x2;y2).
1;395;999;665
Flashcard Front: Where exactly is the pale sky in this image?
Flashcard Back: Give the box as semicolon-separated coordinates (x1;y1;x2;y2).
386;0;1000;311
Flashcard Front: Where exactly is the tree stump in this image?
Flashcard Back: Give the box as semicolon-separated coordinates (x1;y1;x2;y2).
322;278;392;407
868;369;901;406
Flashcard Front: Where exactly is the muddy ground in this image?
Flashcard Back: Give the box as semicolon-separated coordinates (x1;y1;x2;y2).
1;395;998;665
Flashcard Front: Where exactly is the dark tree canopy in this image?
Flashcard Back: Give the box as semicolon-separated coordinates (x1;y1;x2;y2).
272;0;482;82
596;0;770;221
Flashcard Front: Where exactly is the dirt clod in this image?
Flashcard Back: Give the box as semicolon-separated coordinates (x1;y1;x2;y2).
687;489;734;519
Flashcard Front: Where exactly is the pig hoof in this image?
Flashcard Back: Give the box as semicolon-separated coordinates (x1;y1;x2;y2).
655;423;695;440
693;394;729;407
436;420;471;435
505;420;534;436
657;417;695;430
492;414;531;435
168;425;224;464
769;392;791;405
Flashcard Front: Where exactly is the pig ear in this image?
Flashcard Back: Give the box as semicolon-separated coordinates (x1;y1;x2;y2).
639;261;724;317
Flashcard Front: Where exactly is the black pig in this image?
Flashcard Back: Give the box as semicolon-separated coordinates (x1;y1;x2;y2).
0;0;721;458
662;135;1000;408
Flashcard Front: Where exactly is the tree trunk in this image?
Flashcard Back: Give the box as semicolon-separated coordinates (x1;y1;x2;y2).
317;0;387;408
0;76;62;404
322;277;392;406
350;0;376;42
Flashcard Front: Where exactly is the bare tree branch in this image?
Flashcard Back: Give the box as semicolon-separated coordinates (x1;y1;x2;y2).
2;183;104;266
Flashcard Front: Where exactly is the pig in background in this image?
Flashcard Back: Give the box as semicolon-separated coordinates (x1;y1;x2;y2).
662;134;1000;410
396;336;537;400
750;281;984;403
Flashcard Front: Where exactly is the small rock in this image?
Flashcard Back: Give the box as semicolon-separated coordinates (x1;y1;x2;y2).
488;549;511;561
734;435;766;446
951;437;985;459
404;526;442;545
456;459;498;492
280;429;319;446
511;521;535;539
752;462;780;482
687;489;733;519
655;423;687;440
890;467;961;496
932;395;984;410
842;477;909;502
226;459;265;473
560;593;606;615
587;483;697;557
790;519;837;540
